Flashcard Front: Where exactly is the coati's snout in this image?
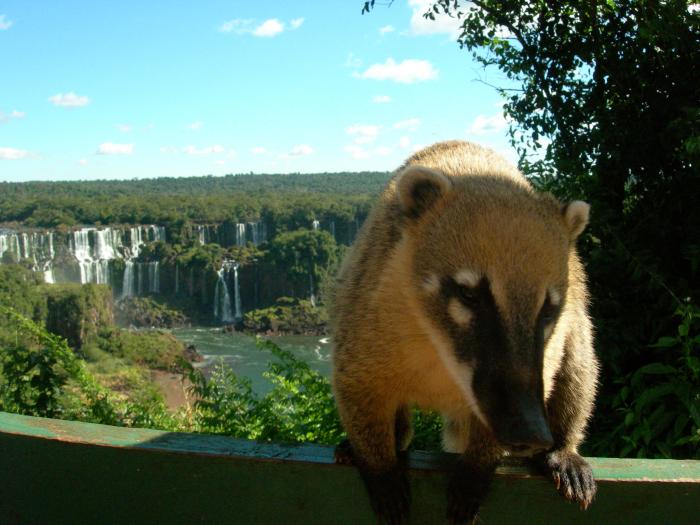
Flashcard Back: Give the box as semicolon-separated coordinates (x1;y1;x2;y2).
475;377;554;455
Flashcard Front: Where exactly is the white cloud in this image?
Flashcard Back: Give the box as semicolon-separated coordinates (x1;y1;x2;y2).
344;145;369;160
379;25;395;35
346;124;381;145
393;118;421;132
251;147;267;155
0;147;31;160
0;110;25;123
372;95;391;104
290;18;304;30
183;145;225;156
408;0;462;37
219;19;253;33
467;113;508;135
289;144;314;156
354;58;438;84
399;136;411;148
116;124;132;133
49;92;90;107
0;15;13;30
253;18;284;37
159;146;178;154
188;121;203;130
78;159;89;166
97;143;133;155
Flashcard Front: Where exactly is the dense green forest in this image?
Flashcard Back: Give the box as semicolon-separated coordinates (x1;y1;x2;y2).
0;171;391;228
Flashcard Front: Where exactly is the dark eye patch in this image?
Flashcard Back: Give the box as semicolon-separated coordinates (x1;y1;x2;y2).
440;275;490;309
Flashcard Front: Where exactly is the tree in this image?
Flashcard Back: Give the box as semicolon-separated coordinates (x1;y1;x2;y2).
364;1;700;457
266;229;339;302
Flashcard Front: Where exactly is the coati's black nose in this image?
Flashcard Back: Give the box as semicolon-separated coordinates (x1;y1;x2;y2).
502;415;554;455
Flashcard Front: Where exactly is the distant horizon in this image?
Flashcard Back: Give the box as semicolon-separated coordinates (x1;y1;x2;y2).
0;169;394;185
0;1;516;182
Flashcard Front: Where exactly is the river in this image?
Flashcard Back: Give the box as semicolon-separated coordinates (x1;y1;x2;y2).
171;327;332;394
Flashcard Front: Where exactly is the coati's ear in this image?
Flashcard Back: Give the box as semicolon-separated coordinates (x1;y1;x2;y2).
562;200;590;239
396;165;452;219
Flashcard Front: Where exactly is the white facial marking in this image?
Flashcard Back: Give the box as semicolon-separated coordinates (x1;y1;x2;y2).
454;268;480;287
548;288;561;306
448;298;473;327
422;273;440;294
415;315;489;428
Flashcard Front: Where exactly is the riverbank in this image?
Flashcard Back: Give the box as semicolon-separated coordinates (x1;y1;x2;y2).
151;370;194;411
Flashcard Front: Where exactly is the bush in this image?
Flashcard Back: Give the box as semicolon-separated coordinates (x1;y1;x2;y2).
596;302;700;459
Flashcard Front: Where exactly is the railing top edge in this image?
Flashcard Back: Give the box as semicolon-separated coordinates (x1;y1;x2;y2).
1;411;699;482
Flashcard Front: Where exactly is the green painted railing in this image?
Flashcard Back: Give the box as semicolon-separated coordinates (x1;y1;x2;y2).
0;412;698;524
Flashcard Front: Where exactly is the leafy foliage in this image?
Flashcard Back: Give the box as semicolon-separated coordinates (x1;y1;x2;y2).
0;305;120;423
243;298;329;335
185;337;344;443
600;303;700;459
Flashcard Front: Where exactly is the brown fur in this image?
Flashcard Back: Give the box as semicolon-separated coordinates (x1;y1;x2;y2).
331;141;599;523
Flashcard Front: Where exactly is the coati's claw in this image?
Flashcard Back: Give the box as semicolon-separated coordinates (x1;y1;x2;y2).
359;464;411;525
537;450;596;509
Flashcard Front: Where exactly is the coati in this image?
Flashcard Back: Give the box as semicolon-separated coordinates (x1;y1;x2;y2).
331;141;598;524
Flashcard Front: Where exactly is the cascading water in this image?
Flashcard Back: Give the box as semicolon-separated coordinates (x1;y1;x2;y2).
235;223;246;247
312;220;320;230
121;261;135;299
214;261;235;323
233;263;242;320
149;261;160;294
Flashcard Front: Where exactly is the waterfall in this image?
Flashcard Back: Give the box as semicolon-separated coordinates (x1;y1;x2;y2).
0;235;7;260
149;261;160;294
175;264;180;295
233;263;242;320
121;261;135;298
72;229;94;284
309;270;316;308
235;223;246;246
43;265;55;284
0;225;165;295
312;220;320;230
214;262;234;323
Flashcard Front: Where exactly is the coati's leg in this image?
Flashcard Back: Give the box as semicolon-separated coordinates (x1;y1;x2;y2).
535;334;598;509
443;414;504;525
335;399;413;525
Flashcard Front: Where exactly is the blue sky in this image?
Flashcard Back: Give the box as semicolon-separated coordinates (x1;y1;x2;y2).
0;1;515;182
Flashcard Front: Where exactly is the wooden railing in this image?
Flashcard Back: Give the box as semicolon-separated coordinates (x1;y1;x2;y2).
0;411;698;524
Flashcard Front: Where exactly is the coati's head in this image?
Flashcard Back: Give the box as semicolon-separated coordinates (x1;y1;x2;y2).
396;165;590;454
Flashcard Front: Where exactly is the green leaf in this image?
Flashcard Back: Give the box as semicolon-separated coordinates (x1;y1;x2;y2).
650;336;678;348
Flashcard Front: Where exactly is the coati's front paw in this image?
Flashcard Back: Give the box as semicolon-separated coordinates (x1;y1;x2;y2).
359;464;411;525
537;449;597;509
447;461;494;525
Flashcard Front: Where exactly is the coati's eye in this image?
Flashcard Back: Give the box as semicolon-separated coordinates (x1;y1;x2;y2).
456;284;479;307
